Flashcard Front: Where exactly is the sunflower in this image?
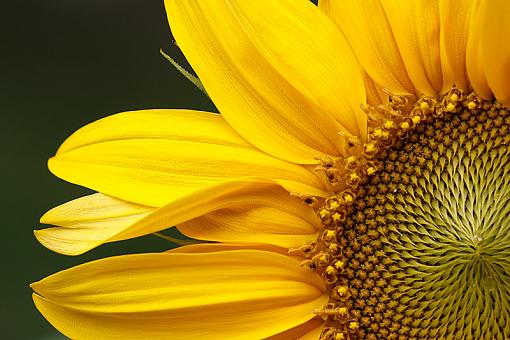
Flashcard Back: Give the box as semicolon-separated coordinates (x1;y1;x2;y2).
32;0;510;339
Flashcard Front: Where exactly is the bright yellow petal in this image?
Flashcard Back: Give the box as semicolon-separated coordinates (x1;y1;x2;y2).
179;209;318;249
49;110;326;207
362;70;383;106
57;109;246;154
32;250;327;339
466;0;492;99
439;0;478;92
35;193;153;255
165;0;367;163
298;325;324;340
36;181;321;255
178;184;321;248
230;0;368;140
319;0;415;96
267;317;324;340
478;0;510;106
167;242;289;255
381;0;443;95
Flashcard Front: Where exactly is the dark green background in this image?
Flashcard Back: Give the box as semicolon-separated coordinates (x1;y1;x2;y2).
3;1;213;338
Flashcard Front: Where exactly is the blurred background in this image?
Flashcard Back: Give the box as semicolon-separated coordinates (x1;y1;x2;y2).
2;1;213;338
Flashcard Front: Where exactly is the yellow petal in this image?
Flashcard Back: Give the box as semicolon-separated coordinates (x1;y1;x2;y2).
49;109;326;207
178;184;322;248
478;0;510;106
57;108;249;154
465;0;492;99
167;242;289;255
267;317;324;340
381;0;443;95
35;193;153;255
439;0;478;92
36;181;321;255
32;250;327;339
362;70;383;106
298;325;324;340
319;0;415;96
165;0;367;163
230;0;368;140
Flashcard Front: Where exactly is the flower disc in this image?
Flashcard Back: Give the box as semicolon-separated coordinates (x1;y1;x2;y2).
314;93;510;339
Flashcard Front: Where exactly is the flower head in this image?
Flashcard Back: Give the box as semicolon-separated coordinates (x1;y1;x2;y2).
33;0;510;339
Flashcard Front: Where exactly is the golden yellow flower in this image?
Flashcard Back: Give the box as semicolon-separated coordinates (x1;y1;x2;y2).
32;0;510;339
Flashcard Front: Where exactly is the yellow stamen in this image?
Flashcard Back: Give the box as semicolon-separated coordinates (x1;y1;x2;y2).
445;102;456;112
337;286;348;296
338;307;348;316
326;266;336;275
328;199;340;210
319;209;329;219
373;128;384;138
332;212;342;223
343;193;354;203
328;243;338;252
325;230;336;240
349;173;359;181
383;120;394;129
412;115;421;124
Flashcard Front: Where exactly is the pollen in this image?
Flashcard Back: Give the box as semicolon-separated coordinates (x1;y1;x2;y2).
331;212;343;223
337;286;348;296
310;89;510;339
326;266;336;275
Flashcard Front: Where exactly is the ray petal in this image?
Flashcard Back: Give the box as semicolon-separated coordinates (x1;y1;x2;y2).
178;184;322;248
478;0;510;106
319;0;415;96
381;0;443;95
439;0;478;92
32;250;328;339
49;109;326;208
36;182;321;255
465;0;492;99
165;0;367;163
267;317;324;340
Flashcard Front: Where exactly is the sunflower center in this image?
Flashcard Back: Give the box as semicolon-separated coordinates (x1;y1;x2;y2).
307;90;510;339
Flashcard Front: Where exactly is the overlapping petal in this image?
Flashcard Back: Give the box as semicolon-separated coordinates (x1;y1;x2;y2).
439;0;478;92
477;0;510;106
165;0;367;164
167;242;289;255
466;0;492;99
35;193;152;255
36;181;321;255
361;70;384;106
178;184;321;248
32;249;327;339
49;109;326;208
381;0;443;95
319;0;415;96
267;317;324;340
